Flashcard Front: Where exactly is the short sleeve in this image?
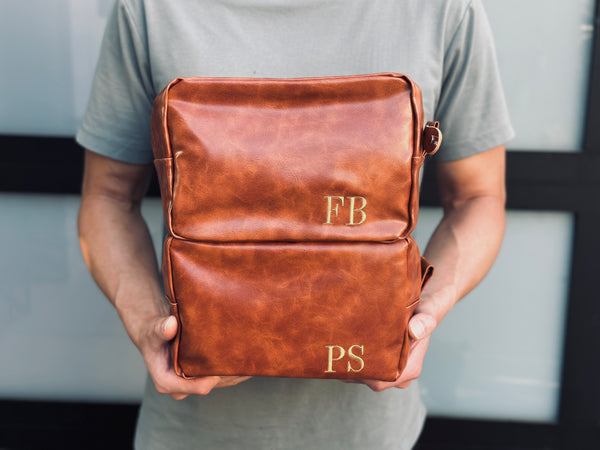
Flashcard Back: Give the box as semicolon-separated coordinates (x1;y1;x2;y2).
76;0;155;164
434;0;515;162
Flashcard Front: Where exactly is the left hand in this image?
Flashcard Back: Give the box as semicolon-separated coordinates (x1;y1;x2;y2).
343;299;438;392
343;146;507;392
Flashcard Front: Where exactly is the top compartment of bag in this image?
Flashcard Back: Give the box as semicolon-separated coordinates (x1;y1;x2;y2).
152;73;426;243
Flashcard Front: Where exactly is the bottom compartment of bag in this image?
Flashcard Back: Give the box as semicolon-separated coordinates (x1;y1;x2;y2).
163;238;426;381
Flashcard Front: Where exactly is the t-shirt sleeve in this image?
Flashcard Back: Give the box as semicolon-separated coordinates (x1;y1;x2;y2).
434;0;515;162
76;0;155;164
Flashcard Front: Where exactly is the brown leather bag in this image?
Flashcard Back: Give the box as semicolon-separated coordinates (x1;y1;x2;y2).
152;73;441;381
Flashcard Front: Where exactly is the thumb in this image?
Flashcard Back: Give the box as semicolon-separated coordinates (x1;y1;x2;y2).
155;315;178;341
408;313;436;340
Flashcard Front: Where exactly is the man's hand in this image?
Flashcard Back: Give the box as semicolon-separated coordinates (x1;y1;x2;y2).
78;150;250;400
137;314;250;400
342;296;438;391
344;145;506;392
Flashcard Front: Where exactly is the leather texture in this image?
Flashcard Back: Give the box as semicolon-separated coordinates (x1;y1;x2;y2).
152;73;439;381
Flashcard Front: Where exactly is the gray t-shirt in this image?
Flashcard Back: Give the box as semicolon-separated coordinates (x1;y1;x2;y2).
77;1;514;448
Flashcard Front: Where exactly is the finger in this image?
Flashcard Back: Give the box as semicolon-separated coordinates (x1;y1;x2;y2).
361;380;396;392
392;337;430;386
184;375;222;395
156;315;178;341
408;313;436;341
167;376;251;397
213;376;252;389
339;377;412;391
171;393;188;401
153;373;222;397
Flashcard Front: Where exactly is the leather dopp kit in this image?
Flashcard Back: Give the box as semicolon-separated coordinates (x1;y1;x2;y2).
152;73;441;381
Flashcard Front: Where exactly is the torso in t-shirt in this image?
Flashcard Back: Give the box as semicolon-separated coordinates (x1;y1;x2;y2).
76;1;514;448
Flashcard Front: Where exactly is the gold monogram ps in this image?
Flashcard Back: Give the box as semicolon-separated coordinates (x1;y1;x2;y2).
324;345;365;373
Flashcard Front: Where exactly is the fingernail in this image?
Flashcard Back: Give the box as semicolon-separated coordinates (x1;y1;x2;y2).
162;317;172;334
410;320;425;339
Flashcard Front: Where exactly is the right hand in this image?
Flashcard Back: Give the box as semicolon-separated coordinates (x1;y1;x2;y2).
137;314;251;400
79;150;251;400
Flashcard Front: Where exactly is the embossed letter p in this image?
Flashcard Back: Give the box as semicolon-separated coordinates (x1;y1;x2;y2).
324;345;346;373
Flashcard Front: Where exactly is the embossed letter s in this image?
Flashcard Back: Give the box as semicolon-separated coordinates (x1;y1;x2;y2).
347;344;365;372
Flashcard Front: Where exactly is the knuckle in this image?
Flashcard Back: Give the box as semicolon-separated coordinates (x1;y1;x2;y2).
370;383;386;393
196;386;212;396
153;381;170;395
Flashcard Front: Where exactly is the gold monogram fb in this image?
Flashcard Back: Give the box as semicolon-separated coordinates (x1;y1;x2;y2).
324;196;367;226
324;345;365;373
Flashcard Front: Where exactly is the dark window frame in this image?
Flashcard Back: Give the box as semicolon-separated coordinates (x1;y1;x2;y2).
1;2;599;447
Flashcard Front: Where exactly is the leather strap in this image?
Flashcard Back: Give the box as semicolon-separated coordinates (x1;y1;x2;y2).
422;121;442;155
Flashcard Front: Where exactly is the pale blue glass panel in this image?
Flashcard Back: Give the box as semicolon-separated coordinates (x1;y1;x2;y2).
0;193;161;402
415;208;574;422
485;0;594;151
0;196;574;416
0;0;594;146
0;0;111;136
